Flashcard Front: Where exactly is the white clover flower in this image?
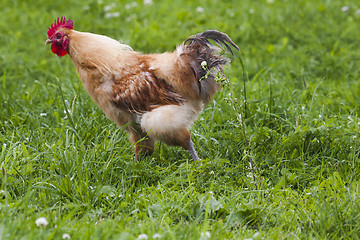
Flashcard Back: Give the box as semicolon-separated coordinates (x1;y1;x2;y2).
137;234;148;240
125;2;138;9
244;232;260;240
126;15;135;22
152;233;161;239
104;3;116;12
105;12;120;19
341;6;349;12
62;233;71;239
201;231;211;238
144;0;153;6
196;7;204;13
104;5;112;12
35;217;48;227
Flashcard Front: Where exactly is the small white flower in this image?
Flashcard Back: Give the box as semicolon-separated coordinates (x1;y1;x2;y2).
62;233;71;239
266;0;275;3
152;233;161;239
125;2;138;9
227;10;235;17
126;16;132;22
144;0;153;6
341;6;349;12
104;5;112;12
196;7;204;13
249;8;255;14
83;5;90;11
40;113;47;117
98;0;103;4
105;12;120;19
201;61;207;68
35;217;48;227
104;3;115;12
253;232;260;238
201;231;211;238
137;234;148;240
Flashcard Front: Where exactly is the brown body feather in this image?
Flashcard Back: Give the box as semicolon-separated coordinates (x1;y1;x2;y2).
54;27;239;160
110;55;185;113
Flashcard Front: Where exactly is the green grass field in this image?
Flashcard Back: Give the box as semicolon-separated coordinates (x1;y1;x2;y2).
1;0;360;239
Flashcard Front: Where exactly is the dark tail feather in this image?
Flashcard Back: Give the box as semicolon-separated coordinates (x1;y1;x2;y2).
182;30;239;104
184;30;240;56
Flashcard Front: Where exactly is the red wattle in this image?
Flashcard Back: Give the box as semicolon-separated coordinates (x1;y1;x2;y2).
51;42;68;58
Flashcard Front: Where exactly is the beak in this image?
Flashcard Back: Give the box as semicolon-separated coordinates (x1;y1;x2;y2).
45;39;53;45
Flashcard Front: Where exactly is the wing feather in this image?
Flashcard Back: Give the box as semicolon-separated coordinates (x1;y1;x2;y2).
111;64;184;113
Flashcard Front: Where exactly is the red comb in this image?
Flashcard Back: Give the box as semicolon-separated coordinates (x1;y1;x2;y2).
47;16;73;38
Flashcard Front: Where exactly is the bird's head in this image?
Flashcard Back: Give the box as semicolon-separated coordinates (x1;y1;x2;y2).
45;16;73;57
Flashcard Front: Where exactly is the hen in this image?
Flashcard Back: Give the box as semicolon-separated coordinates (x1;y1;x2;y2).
45;17;239;161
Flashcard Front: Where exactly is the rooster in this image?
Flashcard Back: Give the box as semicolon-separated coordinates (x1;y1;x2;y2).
45;17;239;161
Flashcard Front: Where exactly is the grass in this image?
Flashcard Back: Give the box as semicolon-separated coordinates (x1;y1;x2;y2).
1;0;360;239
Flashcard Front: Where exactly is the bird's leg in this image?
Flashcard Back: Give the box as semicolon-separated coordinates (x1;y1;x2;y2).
127;124;155;161
169;129;201;162
188;139;200;162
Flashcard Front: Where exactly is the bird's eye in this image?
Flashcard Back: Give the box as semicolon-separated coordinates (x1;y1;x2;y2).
56;34;61;39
